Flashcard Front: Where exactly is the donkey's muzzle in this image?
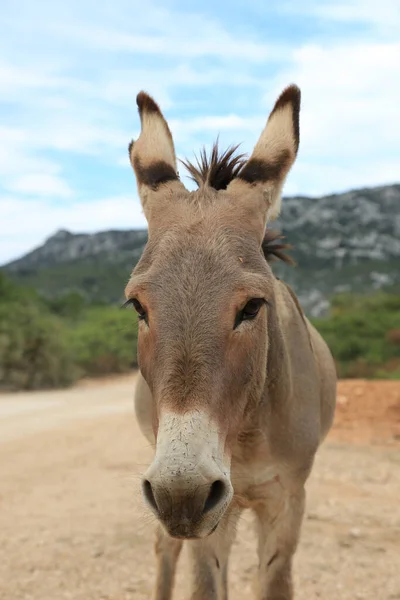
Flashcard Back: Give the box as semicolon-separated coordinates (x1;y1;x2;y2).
142;475;232;539
141;409;233;537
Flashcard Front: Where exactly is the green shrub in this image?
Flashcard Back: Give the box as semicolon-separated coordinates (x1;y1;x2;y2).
68;306;138;376
313;292;400;378
0;270;41;304
0;302;77;390
44;290;88;318
0;272;139;389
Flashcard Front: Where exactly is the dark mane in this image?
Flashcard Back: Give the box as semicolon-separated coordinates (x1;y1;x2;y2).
181;141;247;190
182;142;294;268
262;229;295;267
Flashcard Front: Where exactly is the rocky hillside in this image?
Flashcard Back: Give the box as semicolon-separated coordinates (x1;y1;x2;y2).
3;184;400;316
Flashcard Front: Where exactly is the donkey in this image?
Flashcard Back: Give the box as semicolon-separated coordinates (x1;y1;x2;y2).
126;85;337;599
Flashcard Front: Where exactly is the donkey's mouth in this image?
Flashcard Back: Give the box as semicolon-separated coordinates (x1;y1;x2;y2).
163;517;221;540
171;533;200;540
165;522;201;540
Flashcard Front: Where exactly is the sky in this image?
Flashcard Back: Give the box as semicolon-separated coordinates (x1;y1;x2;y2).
0;0;399;264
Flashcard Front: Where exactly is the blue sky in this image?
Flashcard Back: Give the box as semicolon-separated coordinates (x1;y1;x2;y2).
1;0;399;263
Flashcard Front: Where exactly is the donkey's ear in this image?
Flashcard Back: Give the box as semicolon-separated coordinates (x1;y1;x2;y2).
227;84;300;226
129;92;186;221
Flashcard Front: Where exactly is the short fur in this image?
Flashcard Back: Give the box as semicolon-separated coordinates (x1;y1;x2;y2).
239;152;292;184
270;85;301;152
127;84;336;600
137;91;162;115
133;156;178;189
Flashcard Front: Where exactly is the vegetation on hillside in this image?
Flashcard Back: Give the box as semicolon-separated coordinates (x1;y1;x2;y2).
9;256;132;304
313;292;400;379
0;272;138;390
0;270;399;390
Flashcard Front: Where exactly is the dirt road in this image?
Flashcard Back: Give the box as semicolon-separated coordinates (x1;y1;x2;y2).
0;376;399;600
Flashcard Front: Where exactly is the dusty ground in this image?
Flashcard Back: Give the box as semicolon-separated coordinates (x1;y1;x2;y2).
0;376;399;600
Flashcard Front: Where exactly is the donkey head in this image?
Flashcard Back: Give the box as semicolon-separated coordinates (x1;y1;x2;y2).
126;86;300;539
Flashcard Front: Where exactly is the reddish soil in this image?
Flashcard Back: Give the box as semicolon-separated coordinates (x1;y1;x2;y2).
333;379;400;445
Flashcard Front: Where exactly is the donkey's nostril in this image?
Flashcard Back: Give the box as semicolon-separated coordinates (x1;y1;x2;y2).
142;479;158;513
203;480;226;514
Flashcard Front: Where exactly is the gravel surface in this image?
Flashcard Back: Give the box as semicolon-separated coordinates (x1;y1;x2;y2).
0;375;399;600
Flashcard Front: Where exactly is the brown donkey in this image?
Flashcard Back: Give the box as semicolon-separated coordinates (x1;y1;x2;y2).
126;85;337;599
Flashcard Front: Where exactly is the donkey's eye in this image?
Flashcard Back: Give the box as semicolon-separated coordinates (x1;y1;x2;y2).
243;298;265;318
234;298;265;329
132;299;147;319
123;298;148;323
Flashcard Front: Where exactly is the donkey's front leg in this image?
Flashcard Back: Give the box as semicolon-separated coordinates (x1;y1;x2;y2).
152;525;183;600
188;506;241;600
254;489;305;600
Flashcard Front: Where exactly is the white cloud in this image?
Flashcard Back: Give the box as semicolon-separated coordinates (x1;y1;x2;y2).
284;159;400;197
6;174;72;198
172;115;262;134
169;115;264;150
282;0;399;34
0;117;128;205
263;40;400;193
0;62;95;105
49;14;287;62
0;63;56;93
312;0;399;32
101;64;266;112
0;126;74;200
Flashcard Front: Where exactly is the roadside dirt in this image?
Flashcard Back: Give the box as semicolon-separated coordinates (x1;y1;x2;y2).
0;376;399;600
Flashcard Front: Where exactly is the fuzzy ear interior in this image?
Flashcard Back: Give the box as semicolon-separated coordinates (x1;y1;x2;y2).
129;92;185;219
227;84;301;225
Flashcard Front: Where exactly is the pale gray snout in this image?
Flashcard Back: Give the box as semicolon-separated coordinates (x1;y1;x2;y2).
142;410;233;538
142;473;232;539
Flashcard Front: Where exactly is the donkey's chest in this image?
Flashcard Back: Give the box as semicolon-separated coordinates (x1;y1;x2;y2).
231;438;286;508
231;457;285;510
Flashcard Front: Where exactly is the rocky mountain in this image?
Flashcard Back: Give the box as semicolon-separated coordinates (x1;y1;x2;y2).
6;228;148;273
3;184;400;317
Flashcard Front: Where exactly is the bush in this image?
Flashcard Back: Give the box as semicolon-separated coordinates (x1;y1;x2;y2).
0;272;139;389
0;270;42;305
44;291;88;318
313;292;400;378
68;306;138;376
0;302;77;390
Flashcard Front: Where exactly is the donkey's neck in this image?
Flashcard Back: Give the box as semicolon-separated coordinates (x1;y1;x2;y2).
243;278;311;431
